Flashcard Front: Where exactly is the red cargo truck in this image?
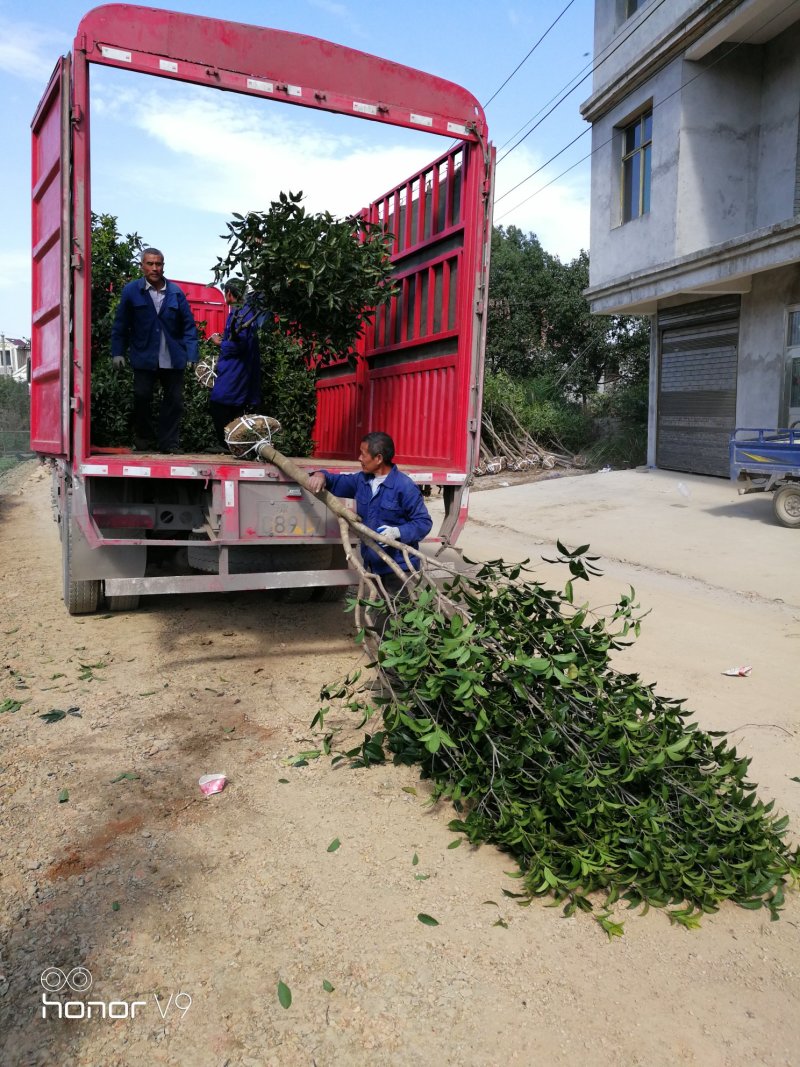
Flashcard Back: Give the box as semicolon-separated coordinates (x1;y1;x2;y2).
31;4;494;614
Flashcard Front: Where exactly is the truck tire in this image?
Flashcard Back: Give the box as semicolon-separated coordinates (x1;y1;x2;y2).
62;490;100;615
773;484;800;528
66;577;100;615
312;585;350;602
187;538;336;600
105;594;141;611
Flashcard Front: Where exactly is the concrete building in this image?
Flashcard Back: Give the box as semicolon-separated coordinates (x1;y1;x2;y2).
580;0;800;475
0;336;31;384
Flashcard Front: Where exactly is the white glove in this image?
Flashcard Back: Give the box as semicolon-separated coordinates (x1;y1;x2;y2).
112;356;126;371
376;525;400;544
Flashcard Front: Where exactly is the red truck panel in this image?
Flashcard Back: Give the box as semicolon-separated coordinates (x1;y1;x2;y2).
30;57;71;456
76;5;485;140
172;280;226;338
314;143;486;470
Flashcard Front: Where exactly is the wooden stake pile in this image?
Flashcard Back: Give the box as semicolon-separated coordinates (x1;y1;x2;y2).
475;402;583;476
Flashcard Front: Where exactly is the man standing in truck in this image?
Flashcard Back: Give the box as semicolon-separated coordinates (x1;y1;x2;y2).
111;248;198;453
306;431;432;595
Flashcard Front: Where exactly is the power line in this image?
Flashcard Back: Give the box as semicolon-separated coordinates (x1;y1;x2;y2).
495;127;588;206
495;0;672;167
482;0;579;110
494;0;800;224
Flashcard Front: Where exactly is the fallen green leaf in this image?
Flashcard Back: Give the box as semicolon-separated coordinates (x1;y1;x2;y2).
493;918;509;928
110;772;140;783
58;789;69;803
322;979;334;993
402;786;417;796
414;874;430;881
790;776;800;784
327;838;341;853
594;913;624;940
0;698;27;714
111;901;120;912
417;913;439;927
278;778;290;784
447;839;461;849
277;981;292;1009
40;711;66;725
412;852;419;866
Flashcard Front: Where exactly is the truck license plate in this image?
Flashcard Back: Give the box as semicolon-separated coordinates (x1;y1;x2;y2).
260;501;325;537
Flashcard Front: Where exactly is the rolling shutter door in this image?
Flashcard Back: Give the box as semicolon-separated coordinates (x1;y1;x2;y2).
656;296;740;477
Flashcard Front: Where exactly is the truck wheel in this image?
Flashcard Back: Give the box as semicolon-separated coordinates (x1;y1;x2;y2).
773;484;800;528
67;578;100;615
106;594;141;611
312;585;349;602
62;489;100;615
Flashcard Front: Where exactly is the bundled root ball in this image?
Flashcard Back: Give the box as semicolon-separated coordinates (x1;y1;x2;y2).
195;357;217;388
224;414;282;458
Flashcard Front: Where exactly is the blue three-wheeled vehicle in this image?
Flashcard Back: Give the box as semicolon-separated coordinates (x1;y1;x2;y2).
729;428;800;527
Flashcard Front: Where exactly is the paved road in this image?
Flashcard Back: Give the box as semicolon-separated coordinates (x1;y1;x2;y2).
463;467;797;608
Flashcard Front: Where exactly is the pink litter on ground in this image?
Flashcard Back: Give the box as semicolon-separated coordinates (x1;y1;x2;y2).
198;774;228;796
722;666;752;677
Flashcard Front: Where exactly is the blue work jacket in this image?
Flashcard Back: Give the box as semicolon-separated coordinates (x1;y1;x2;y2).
210;301;264;407
320;464;433;574
111;278;198;371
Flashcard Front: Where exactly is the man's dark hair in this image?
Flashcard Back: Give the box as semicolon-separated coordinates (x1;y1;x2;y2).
362;431;394;465
223;277;245;299
140;247;164;261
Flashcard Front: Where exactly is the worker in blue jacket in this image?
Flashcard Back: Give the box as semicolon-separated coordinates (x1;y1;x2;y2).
111;247;198;453
306;431;432;593
208;279;264;448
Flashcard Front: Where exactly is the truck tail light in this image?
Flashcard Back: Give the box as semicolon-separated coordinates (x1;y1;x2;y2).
92;509;155;529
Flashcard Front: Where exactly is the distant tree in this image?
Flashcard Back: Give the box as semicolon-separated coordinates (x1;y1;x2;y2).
88;213;144;447
211;191;397;454
486;227;649;403
0;377;29;433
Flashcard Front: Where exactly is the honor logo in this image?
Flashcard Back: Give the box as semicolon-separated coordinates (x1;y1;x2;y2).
40;967;191;1021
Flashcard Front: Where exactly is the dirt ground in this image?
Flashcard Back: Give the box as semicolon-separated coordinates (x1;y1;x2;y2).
1;460;798;1067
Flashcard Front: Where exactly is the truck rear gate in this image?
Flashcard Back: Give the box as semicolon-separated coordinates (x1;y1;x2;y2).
31;5;493;613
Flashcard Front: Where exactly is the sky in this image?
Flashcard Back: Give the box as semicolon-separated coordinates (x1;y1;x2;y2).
0;0;597;338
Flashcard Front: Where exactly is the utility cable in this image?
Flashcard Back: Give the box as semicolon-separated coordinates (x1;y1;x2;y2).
482;0;579;110
496;0;671;166
494;0;800;222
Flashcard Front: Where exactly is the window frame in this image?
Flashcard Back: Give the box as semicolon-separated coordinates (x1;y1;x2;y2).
620;108;652;224
784;306;800;423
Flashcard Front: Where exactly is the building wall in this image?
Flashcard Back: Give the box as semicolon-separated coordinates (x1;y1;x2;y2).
675;45;763;255
591;0;701;92
587;19;800;291
587;59;684;286
738;264;800;426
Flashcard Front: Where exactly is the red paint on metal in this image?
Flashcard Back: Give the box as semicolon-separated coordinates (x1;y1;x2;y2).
172;279;226;337
30;58;70;456
32;8;492;609
76;5;485;138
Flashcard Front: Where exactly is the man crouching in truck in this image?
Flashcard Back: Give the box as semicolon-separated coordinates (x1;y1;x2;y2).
306;431;432;601
111;247;198;453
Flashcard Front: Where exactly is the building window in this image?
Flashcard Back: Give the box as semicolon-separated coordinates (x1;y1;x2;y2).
627;0;645;14
621;110;652;223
